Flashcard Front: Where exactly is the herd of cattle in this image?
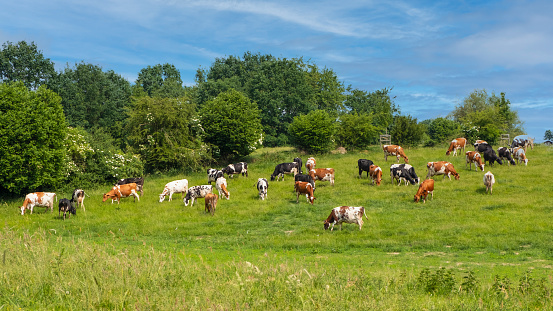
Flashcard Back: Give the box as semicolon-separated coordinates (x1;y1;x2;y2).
18;136;535;231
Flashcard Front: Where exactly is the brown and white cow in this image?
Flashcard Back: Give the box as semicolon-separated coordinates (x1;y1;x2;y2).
483;171;495;194
159;179;188;202
309;168;335;186
414;179;434;203
305;157;316;171
71;189;85;211
324;206;368;231
204;193;218;216
216;177;230;200
446;138;467;156
20;192;57;215
294;181;315;205
426;161;460;180
369;165;382;186
103;183;140;204
383;145;409;163
465;151;485;171
512;147;529;166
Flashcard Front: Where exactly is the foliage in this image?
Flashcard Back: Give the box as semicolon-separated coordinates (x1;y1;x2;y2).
134;63;186;97
344;87;399;132
288;109;336;153
390;115;425;147
544;130;553;141
417;268;456;295
423;117;460;146
335;112;379;150
0;83;67;194
0;41;56;89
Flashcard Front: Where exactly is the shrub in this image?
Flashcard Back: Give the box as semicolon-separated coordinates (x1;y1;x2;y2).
288;110;335;153
335;112;379;150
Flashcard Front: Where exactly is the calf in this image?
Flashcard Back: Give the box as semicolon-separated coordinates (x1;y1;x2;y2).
71;189;85;211
414;179;434;203
116;177;144;196
357;159;374;178
183;185;213;206
305;157;316;171
294;174;315;192
270;162;299;181
369;165;382;186
159;179;189;202
294;181;315;205
465;151;485;171
383;145;409;163
204;193;218;216
324;206;368;231
58;198;76;220
20;192;57;215
477;143;503;166
497;147;516;166
216;177;230;200
222;162;248;178
207;169;224;184
390;164;419;185
483;171;495;194
426;161;459;180
256;178;268;200
512;147;528;166
293;157;303;174
309;168;335;186
103;183;140;204
446;138;467;156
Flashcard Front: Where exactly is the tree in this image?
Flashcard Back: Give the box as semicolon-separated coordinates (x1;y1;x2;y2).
390;115;425;147
0;41;56;89
344;87;399;132
424;117;460;146
336;113;379;150
135;63;186;97
288;110;336;153
0;83;67;194
544;130;553;141
200;89;262;159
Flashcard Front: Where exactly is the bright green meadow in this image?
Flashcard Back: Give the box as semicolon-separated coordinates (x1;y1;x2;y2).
1;145;553;310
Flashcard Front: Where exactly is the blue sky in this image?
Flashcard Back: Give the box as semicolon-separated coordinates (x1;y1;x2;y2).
1;0;551;142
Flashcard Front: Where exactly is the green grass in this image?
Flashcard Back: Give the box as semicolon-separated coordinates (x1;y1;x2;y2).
2;145;553;309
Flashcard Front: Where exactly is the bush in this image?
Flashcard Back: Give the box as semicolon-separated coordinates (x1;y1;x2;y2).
288;110;335;153
390;115;425;147
335;112;379;150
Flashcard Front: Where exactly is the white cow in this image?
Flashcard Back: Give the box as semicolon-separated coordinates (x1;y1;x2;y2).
159;179;189;202
20;192;57;215
215;177;230;200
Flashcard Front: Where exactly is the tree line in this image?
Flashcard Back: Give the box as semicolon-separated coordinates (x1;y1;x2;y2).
0;41;525;194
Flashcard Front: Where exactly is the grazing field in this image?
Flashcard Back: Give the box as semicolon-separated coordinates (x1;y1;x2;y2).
1;145;553;310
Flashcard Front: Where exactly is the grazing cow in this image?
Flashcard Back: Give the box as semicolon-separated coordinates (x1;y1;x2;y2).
116;177;144;196
446;138;467;156
20;192;57;215
103;183;140;204
159;179;189;202
324;206;368;231
183;185;213;206
216;177;230;200
294;181;315;205
369;165;382;186
382;145;409;163
474;140;488;149
497;147;516;166
477;143;503;166
390;164;419;185
465;151;485;171
309;168;335;186
222;162;248;178
71;189;85;211
483;171;495;194
58;198;76;220
511;136;534;151
207;169;224;184
204;193;218;216
270;162;299;181
256;178;268;200
294;174;315;192
306;157;316;171
357;159;374;178
293;157;303;174
512;147;528;166
426;161;460;180
414;179;434;203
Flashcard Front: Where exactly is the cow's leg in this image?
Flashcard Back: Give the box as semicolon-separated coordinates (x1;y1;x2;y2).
339;223;343;231
168;191;173;202
296;192;300;203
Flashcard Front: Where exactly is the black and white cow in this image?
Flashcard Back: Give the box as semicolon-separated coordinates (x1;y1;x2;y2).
183;185;213;206
477;143;503;166
256;178;268;200
497;147;516;166
116;177;144;196
293;157;303;174
71;189;85;211
270;162;299;181
390;164;419;185
357;159;374;178
294;174;316;192
511;136;534;151
58;198;76;220
207;168;224;184
222;162;248;178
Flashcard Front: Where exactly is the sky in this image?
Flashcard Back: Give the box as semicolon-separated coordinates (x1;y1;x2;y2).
1;0;552;142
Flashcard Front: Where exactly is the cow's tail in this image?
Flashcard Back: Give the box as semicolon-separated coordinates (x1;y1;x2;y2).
363;207;368;220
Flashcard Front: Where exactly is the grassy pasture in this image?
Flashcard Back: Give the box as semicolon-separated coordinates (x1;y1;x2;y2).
1;144;553;310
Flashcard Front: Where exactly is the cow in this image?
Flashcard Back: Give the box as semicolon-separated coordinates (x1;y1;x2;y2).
414;179;434;203
369;165;382;186
357;159;374;178
216;177;230;200
474;140;488;149
446;138;467;156
293;157;303;174
483;171;495;194
71;189;85;211
204;193;218;216
256;178;268;200
497;147;516;166
294;181;315;205
426;161;460;180
382;145;409;163
207;169;224;184
465;151;485;171
222;162;248;178
58;198;76;220
294;174;315;192
159;179;189;202
512;147;529;166
270;162;299;181
324;206;368;231
306;157;316;171
116;177;144;196
390;164;419;185
477;143;503;166
308;168;335;186
103;183;140;204
20;192;57;215
183;185;213;206
511;136;534;151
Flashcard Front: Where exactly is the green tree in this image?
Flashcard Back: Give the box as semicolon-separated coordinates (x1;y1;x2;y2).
0;83;67;194
0;41;56;89
336;112;379;150
134;63;186;97
288;110;336;153
544;130;553;141
390;115;425;147
344;87;399;132
424;117;460;146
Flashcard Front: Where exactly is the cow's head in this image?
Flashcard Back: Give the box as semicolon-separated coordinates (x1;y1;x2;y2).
323;220;331;230
20;206;26;215
102;193;110;202
159;193;166;203
414;194;421;203
183;192;191;206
